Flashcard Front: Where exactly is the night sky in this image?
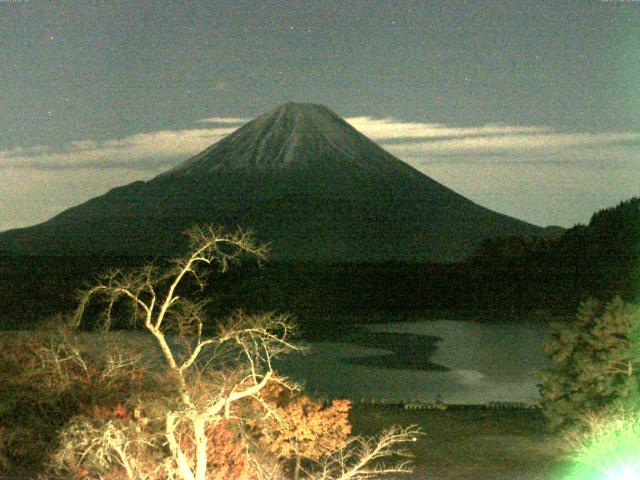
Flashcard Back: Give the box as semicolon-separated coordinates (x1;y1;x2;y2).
1;0;639;232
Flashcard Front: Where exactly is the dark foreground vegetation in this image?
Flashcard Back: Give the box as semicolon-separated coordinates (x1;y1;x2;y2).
0;362;568;480
0;257;562;333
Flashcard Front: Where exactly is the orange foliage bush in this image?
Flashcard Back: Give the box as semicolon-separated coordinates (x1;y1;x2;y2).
248;381;352;473
0;332;77;469
0;330;167;474
165;379;352;479
172;422;254;480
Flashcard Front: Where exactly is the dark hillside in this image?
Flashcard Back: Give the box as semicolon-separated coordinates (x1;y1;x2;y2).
0;255;599;333
470;197;640;307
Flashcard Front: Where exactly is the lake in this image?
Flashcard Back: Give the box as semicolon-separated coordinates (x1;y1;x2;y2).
275;318;553;405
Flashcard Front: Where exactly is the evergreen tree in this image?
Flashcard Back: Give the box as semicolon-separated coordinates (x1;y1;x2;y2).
537;296;640;431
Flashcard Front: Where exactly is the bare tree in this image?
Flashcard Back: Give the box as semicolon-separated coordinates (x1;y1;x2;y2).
48;225;421;480
305;425;422;480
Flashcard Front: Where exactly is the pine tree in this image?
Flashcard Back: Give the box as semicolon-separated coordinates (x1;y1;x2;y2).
537;296;640;431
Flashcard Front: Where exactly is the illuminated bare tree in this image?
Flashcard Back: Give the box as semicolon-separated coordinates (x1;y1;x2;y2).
50;225;421;480
305;425;422;480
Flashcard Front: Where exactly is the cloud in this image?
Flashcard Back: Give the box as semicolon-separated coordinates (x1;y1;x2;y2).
197;116;248;124
345;116;551;141
392;131;640;156
453;369;485;386
343;116;640;163
2;114;638;174
0;126;239;171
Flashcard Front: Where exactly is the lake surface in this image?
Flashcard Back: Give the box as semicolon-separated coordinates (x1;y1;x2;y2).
275;319;552;405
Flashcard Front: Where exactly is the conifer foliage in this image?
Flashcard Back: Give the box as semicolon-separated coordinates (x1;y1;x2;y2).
537;296;640;431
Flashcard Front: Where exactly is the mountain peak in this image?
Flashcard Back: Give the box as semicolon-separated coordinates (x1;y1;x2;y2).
269;101;348;121
274;100;330;112
259;101;345;136
162;101;404;176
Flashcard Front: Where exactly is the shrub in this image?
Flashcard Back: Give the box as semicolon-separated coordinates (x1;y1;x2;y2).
0;322;172;474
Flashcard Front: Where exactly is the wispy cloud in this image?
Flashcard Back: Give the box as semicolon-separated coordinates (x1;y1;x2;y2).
197;116;248;124
388;131;640;160
2;114;639;173
0;125;239;171
345;116;551;141
340;116;640;169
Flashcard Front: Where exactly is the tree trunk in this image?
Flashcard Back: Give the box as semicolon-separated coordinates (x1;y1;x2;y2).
293;446;301;480
166;413;196;480
194;416;208;480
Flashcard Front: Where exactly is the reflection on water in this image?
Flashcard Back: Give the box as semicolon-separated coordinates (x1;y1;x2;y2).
274;318;552;404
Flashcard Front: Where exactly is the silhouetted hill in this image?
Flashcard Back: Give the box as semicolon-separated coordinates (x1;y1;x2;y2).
470;197;640;305
3;200;636;329
0;102;548;262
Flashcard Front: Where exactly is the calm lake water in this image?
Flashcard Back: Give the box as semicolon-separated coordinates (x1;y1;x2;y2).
275;319;552;405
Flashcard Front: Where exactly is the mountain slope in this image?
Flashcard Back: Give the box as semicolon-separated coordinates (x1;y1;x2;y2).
0;102;548;261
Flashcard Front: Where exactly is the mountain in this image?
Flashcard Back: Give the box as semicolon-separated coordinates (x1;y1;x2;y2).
0;102;549;262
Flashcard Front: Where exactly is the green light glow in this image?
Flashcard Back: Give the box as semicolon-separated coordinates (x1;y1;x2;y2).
563;411;640;480
603;462;640;480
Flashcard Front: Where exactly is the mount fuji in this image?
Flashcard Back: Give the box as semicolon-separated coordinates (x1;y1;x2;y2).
0;102;548;262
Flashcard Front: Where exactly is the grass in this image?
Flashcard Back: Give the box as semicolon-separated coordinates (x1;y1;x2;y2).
348;403;574;480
